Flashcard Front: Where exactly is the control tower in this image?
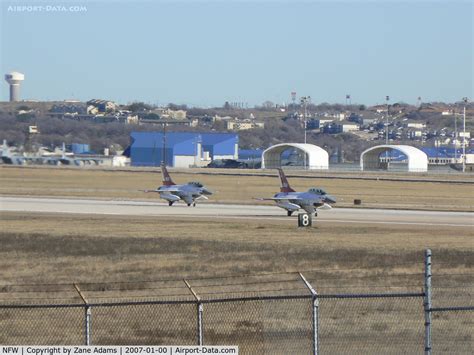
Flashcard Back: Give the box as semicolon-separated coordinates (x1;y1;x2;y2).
5;72;25;102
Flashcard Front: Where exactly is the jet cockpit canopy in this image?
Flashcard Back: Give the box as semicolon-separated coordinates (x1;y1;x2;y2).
308;188;327;195
188;181;204;188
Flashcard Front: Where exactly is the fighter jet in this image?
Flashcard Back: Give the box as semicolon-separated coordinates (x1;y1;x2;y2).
259;168;336;217
143;165;213;206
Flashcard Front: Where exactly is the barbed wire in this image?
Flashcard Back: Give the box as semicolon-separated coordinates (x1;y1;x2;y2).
316;284;424;289
191;278;300;288
0;263;428;288
79;284;189;292
85;293;194;300
0;296;80;301
306;272;423;281
433;285;474;289
0;289;77;294
198;286;308;296
6;271;473;301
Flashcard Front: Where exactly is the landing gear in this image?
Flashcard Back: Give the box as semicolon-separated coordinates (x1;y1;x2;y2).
168;201;174;206
187;203;191;206
314;212;318;217
193;202;196;207
287;211;293;217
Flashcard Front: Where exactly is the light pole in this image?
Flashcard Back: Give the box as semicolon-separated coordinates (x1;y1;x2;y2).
385;96;390;144
453;108;457;162
162;122;167;167
462;97;468;172
301;96;311;144
300;96;311;169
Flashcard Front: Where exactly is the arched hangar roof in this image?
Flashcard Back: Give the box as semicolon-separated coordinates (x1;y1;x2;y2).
360;144;428;172
262;143;329;170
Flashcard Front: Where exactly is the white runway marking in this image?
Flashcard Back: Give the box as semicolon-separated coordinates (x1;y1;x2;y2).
1;196;473;227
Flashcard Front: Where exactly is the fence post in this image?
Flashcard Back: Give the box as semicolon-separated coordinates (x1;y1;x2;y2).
184;280;203;345
74;283;91;345
424;249;432;355
299;273;319;355
85;306;91;345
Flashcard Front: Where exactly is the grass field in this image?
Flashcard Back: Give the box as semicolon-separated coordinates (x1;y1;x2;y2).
1;211;472;286
0;212;472;351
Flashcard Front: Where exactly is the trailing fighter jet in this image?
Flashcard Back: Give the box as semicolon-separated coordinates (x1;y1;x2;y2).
143;165;213;206
258;168;336;217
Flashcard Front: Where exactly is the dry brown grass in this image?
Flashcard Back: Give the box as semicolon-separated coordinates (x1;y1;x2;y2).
1;166;473;211
1;211;472;286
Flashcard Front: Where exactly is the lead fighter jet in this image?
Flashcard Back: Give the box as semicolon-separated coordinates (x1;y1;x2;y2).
143;165;213;206
259;168;336;217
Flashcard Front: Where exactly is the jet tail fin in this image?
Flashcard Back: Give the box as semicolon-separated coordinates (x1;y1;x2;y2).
278;168;295;193
161;164;176;186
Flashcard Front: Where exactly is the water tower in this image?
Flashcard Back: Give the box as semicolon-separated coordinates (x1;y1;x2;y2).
5;71;25;102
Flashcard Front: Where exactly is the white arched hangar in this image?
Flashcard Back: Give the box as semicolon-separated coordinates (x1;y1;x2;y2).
262;143;329;170
360;145;428;172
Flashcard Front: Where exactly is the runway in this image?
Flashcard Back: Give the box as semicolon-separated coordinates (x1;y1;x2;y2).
1;196;473;227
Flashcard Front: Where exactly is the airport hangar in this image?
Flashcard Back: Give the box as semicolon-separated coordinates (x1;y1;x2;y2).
360;144;429;172
261;143;429;172
128;132;238;168
261;143;329;170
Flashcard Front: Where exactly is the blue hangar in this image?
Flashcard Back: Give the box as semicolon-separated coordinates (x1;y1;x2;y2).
129;132;239;168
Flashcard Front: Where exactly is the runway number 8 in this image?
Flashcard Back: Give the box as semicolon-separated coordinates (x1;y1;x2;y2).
298;213;312;227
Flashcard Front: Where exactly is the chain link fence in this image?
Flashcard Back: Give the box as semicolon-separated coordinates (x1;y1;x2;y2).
318;294;424;354
1;250;473;354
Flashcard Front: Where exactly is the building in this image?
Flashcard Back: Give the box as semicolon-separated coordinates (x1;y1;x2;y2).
128;132;238;168
71;143;90;154
406;122;426;129
239;149;263;161
336;121;360;133
262;143;329;170
360;145;428;172
420;147;474;165
139;119;198;127
214;115;236;121
49;103;87;117
226;120;264;131
86;99;117;113
201;133;238;160
129;132;201;168
159;109;187;120
307;118;334;130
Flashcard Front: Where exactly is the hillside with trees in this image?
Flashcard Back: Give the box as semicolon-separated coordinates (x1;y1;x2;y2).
0;100;472;162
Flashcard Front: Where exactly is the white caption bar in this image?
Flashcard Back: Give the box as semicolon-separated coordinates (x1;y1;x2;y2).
0;347;238;355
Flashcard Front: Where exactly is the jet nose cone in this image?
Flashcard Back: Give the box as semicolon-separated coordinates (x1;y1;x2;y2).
202;187;213;195
325;195;336;204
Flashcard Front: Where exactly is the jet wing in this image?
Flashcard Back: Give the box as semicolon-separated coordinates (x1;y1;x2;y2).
255;197;307;201
301;205;315;214
158;188;182;193
142;188;183;194
316;203;333;210
159;193;181;202
182;194;194;205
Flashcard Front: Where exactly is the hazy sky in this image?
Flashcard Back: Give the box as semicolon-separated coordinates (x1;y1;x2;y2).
1;0;472;106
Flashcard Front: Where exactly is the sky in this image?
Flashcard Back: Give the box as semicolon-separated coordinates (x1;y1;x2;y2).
0;0;472;106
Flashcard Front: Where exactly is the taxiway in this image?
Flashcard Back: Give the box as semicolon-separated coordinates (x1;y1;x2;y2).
1;196;473;227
